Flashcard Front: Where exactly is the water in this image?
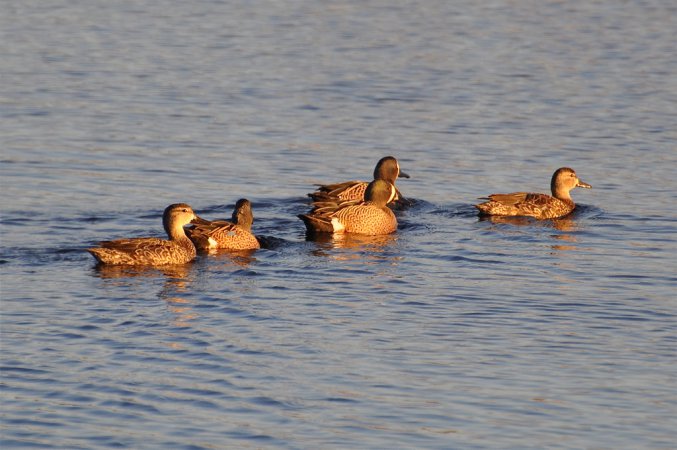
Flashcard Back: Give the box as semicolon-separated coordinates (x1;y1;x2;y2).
1;0;676;448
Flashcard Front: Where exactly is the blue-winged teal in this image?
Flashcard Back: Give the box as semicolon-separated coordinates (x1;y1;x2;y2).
299;179;398;235
88;203;199;265
475;167;592;219
308;156;410;204
186;198;260;251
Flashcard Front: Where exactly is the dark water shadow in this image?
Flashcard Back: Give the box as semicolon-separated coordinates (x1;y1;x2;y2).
394;201;478;234
256;235;294;250
416;201;479;218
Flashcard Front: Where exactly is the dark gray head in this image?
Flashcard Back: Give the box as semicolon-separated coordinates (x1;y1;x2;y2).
373;156;410;184
232;198;254;231
364;179;397;207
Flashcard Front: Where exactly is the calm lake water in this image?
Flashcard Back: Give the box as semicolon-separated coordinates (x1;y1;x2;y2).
2;1;676;448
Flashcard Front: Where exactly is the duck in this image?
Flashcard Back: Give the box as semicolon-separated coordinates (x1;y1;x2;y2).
186;198;260;251
308;156;410;205
87;203;199;265
475;167;591;219
299;179;398;235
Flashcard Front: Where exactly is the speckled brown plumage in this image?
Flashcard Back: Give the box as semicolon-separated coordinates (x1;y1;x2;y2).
299;179;398;235
308;156;409;204
475;167;592;219
186;199;260;251
87;203;198;265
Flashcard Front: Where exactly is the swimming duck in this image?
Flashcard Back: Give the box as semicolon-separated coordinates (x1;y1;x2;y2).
475;167;591;219
88;203;199;265
186;198;260;251
308;156;410;204
299;179;398;235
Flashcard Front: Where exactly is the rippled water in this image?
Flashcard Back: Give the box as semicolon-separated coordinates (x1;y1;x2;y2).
2;1;676;448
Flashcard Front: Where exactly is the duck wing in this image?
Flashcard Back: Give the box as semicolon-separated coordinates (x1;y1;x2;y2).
519;193;555;207
188;220;237;235
308;181;366;201
98;237;168;253
483;192;531;205
310;198;361;214
89;237;190;265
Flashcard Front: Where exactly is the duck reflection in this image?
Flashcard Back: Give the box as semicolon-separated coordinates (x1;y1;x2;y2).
155;266;197;328
196;248;256;267
92;263;198;327
478;214;580;251
479;214;577;231
331;232;398;250
93;263;193;280
304;231;399;260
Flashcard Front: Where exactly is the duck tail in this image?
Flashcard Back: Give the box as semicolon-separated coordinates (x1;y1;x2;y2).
298;214;334;233
474;202;491;215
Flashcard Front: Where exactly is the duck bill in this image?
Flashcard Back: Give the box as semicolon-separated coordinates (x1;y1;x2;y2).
190;215;212;225
398;170;410;179
577;180;592;189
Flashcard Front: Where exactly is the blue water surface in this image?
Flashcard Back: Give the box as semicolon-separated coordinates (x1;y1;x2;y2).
1;1;676;448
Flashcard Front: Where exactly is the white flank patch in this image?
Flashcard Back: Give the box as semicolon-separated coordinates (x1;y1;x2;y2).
208;237;218;248
389;184;397;203
331;217;345;233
